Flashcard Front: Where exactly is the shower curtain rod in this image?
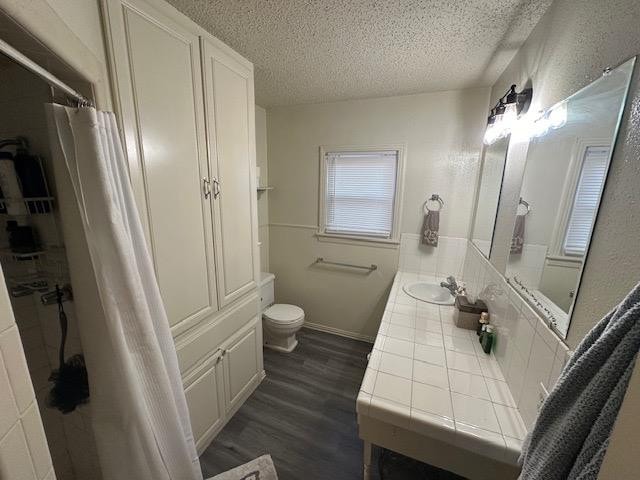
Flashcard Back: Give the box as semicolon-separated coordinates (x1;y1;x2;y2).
0;37;93;107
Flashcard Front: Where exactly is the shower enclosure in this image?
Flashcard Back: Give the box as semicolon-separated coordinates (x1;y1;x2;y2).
0;55;102;480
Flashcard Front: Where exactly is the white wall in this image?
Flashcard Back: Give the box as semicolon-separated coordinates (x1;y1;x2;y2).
43;1;106;63
267;88;489;339
255;105;269;272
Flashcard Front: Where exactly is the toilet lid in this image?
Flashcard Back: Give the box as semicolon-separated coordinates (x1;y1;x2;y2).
263;304;304;324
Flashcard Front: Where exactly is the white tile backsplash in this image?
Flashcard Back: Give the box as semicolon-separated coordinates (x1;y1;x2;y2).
399;234;468;278
462;241;570;429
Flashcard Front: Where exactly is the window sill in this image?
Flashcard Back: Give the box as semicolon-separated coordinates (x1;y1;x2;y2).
545;255;583;268
315;232;400;249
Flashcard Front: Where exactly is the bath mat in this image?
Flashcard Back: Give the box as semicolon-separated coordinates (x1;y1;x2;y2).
208;455;278;480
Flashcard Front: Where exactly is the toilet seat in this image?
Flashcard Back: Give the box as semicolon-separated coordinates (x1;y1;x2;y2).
263;304;304;324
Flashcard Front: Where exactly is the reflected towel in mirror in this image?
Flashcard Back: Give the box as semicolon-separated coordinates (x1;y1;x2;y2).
511;214;525;254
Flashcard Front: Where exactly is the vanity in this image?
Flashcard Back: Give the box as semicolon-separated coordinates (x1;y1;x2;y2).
357;56;637;479
357;272;525;480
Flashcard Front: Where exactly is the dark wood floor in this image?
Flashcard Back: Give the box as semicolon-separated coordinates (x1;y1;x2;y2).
199;328;465;480
200;328;372;480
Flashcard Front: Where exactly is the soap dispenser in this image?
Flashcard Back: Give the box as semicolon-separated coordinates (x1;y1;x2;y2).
481;325;495;354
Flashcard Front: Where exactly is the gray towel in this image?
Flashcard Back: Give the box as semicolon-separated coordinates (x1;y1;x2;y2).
421;210;439;246
511;214;525;254
518;281;640;480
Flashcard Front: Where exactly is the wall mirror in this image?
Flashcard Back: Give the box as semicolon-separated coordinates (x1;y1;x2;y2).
506;57;636;338
471;136;510;258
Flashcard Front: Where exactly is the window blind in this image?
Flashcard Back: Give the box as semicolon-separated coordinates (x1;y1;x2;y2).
563;145;610;256
324;150;398;238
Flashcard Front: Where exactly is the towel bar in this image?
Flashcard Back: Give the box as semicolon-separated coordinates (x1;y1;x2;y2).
313;257;377;272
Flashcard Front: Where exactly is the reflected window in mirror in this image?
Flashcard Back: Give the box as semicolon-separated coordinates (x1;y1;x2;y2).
506;57;636;339
471;136;509;258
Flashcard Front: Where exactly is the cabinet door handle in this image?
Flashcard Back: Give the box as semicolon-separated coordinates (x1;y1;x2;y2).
202;177;212;199
212;177;221;199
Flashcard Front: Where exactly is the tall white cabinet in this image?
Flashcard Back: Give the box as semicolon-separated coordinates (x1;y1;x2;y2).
202;40;258;307
102;0;263;453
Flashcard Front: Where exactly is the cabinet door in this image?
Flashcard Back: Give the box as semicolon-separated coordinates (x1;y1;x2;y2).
184;353;225;453
223;319;260;413
103;0;218;334
202;39;259;308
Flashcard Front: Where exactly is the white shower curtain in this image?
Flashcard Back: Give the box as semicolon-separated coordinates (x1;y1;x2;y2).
46;105;203;480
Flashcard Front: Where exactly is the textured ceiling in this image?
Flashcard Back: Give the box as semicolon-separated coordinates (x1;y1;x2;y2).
167;0;553;106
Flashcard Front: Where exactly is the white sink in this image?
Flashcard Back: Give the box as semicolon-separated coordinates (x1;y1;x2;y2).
403;281;455;305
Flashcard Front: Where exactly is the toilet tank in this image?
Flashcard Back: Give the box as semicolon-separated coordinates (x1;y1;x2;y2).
259;272;275;311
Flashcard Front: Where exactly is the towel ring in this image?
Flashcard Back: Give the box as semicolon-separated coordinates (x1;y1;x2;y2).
423;194;444;213
518;197;531;216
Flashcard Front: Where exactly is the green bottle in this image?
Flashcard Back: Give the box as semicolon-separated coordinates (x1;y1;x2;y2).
481;325;494;354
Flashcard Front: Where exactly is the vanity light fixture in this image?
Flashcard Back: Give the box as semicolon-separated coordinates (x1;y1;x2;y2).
483;84;533;144
517;101;568;141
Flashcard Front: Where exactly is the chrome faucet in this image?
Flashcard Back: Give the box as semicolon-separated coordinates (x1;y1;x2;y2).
440;276;459;296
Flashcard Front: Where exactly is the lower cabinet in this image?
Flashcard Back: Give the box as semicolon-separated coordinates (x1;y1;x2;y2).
223;325;260;414
183;351;225;451
183;315;263;453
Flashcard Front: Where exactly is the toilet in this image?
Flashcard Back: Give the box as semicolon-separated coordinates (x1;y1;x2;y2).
259;272;305;353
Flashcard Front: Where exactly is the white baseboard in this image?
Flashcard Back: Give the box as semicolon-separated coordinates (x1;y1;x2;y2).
303;321;375;344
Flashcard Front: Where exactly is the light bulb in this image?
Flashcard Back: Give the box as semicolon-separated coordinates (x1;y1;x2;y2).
502;103;518;131
548;102;567;129
483;123;499;145
511;114;534;142
531;115;550;138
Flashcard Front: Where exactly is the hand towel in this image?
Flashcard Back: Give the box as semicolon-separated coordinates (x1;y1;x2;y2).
511;214;525;254
421;210;439;246
518;281;640;480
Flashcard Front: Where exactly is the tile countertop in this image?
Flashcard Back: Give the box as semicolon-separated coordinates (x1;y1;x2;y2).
357;271;528;466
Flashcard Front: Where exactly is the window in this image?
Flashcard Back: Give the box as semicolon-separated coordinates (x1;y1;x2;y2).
562;145;610;256
319;147;404;242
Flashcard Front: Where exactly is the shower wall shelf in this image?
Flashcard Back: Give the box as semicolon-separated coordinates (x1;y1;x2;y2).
0;196;55;215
